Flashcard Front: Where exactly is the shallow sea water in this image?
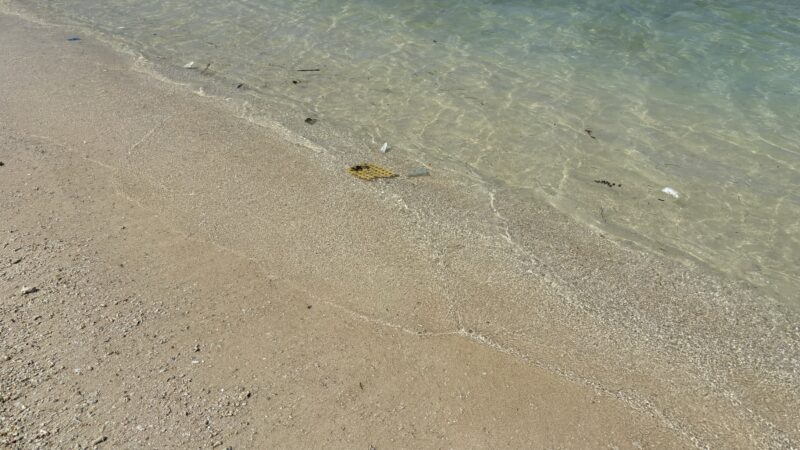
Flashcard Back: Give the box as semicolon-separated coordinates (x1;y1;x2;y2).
16;0;800;304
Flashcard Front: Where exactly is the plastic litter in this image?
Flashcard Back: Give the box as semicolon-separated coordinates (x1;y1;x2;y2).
408;167;429;177
20;286;39;295
347;163;396;181
661;187;680;199
379;142;389;153
183;61;196;69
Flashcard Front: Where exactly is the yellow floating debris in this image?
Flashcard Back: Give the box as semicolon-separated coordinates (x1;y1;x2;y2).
347;163;396;181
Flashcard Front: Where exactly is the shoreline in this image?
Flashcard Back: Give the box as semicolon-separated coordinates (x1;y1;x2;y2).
8;0;800;306
6;0;796;306
1;8;798;449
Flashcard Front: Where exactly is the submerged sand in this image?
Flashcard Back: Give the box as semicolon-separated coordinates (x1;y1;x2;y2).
1;9;798;449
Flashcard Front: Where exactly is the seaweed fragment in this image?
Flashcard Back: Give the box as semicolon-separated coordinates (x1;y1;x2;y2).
594;180;621;188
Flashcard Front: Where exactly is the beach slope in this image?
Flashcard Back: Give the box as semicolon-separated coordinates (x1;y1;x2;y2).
1;10;798;449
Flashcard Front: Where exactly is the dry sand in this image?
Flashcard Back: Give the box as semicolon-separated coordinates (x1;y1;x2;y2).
1;8;799;449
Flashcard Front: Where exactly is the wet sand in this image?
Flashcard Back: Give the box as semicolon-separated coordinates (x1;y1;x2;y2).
1;9;798;449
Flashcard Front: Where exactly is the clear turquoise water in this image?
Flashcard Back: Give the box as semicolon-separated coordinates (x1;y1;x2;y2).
16;0;800;303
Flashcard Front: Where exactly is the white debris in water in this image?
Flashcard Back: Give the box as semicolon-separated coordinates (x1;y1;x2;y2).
379;142;389;153
20;286;38;295
183;61;195;69
661;187;680;199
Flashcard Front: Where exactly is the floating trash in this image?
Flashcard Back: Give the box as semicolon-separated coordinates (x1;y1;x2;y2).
183;61;195;69
379;142;389;153
347;164;396;181
408;167;429;177
661;187;680;199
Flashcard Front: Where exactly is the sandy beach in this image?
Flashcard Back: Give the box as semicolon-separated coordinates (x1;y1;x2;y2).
1;8;799;449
